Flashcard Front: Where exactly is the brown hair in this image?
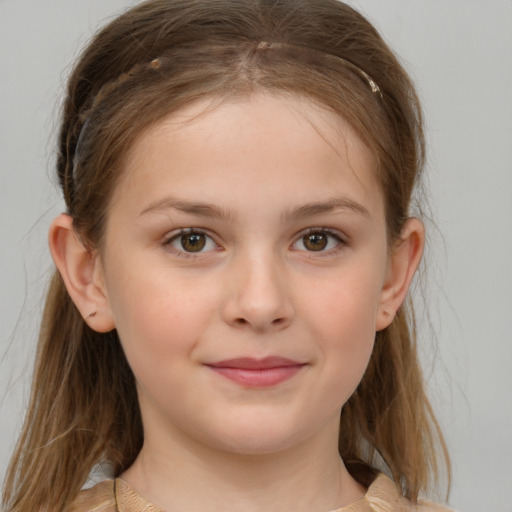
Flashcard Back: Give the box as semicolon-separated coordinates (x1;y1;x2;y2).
2;1;449;510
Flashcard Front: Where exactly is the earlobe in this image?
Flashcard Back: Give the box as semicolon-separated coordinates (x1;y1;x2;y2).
48;214;115;333
376;218;425;331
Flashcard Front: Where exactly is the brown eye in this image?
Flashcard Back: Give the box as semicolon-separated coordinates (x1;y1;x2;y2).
291;229;343;253
180;233;206;252
166;230;217;254
302;232;328;251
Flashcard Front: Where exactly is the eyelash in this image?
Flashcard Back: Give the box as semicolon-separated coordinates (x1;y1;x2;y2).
162;228;220;257
161;227;347;256
291;227;347;254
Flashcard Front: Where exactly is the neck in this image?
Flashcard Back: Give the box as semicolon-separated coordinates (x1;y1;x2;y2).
121;417;366;512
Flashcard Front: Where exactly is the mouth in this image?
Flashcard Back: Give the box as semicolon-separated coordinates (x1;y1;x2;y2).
205;357;307;387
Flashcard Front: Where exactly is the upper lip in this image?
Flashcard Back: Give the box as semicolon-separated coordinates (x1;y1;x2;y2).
206;357;305;370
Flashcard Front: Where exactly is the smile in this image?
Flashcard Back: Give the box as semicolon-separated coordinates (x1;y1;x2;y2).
205;357;307;387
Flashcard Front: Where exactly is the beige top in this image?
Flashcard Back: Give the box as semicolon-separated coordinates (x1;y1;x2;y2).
68;474;453;512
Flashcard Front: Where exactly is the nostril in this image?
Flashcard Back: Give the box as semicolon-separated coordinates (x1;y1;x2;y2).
233;316;286;328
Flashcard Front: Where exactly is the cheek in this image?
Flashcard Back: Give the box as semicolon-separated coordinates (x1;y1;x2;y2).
300;262;383;337
104;263;219;377
297;267;382;398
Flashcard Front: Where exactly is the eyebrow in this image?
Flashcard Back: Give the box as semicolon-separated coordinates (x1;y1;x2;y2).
139;196;370;221
282;197;371;221
140;197;233;219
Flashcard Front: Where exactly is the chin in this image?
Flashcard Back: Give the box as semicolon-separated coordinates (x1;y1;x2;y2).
200;413;318;456
211;434;300;456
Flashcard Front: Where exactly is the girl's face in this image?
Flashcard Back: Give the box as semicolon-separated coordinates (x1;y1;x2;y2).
99;93;395;455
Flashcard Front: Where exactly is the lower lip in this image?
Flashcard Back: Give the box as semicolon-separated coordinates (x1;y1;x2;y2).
207;365;305;387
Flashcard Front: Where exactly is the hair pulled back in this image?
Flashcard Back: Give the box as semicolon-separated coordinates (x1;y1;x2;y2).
3;1;449;511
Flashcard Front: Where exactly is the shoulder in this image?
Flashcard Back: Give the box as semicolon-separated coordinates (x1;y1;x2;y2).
66;480;116;512
365;474;455;512
66;478;163;512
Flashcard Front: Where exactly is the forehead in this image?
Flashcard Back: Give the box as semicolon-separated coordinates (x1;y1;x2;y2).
113;92;383;219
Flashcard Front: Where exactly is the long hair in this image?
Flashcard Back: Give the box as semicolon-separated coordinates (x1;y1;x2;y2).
3;1;449;510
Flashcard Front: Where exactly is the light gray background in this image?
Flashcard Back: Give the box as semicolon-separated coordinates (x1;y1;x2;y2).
1;1;511;511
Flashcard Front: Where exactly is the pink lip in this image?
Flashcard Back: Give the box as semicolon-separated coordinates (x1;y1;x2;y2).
206;357;306;387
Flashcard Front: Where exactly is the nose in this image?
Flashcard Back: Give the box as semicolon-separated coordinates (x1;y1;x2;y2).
221;250;295;333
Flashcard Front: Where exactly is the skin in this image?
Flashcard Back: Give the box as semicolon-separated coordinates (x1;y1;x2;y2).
50;93;424;511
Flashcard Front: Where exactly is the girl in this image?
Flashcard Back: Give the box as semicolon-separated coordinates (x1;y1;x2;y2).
2;0;453;511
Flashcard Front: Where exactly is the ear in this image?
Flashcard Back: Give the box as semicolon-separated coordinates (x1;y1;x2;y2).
48;214;115;333
376;218;425;331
